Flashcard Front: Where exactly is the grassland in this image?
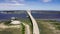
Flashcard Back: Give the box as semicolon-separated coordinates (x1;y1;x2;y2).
0;18;32;34
1;18;60;34
36;19;60;34
20;19;60;34
0;24;24;34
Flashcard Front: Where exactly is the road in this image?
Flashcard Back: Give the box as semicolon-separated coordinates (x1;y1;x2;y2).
26;10;40;34
23;23;31;34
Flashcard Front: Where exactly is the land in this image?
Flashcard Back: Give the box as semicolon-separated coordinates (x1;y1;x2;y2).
36;19;60;34
0;18;32;34
0;18;60;34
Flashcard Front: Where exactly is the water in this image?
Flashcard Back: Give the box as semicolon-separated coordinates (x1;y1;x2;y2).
0;13;27;20
0;11;60;20
32;13;60;19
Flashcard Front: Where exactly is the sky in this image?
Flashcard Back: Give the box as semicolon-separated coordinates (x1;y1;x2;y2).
0;0;60;10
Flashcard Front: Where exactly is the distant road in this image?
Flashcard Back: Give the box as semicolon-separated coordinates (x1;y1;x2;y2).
26;11;40;34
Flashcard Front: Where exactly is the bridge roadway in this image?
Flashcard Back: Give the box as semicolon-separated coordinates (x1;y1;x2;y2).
26;11;40;34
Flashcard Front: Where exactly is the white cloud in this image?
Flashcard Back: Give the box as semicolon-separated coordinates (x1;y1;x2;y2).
0;0;25;10
0;0;25;6
0;3;25;10
43;0;52;2
5;0;25;2
0;3;24;6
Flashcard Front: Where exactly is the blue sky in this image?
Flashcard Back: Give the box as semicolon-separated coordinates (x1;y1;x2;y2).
0;0;60;10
